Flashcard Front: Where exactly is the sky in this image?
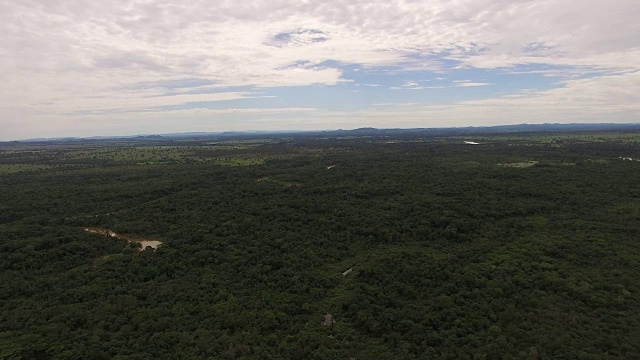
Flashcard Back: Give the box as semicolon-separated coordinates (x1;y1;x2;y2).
1;0;639;140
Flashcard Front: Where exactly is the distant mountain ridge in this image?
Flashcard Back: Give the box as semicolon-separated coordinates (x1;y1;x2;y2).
7;123;640;143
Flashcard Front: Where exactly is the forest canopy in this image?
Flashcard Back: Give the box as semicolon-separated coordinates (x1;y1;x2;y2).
1;128;639;359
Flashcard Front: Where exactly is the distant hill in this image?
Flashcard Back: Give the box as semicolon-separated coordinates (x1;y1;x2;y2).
5;122;640;143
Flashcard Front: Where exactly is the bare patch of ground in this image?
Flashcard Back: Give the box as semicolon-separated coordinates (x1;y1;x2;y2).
84;227;162;250
496;161;539;168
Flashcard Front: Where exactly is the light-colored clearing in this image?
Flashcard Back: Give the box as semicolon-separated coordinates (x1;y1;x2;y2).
84;227;162;250
620;157;638;161
496;161;539;168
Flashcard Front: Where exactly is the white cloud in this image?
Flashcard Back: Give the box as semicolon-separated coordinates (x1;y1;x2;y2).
402;81;420;87
0;0;639;138
456;82;492;87
5;0;638;85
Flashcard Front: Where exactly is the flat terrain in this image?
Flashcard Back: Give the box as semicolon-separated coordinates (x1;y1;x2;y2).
1;127;639;359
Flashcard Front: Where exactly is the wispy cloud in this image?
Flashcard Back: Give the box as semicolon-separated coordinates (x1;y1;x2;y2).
456;82;492;87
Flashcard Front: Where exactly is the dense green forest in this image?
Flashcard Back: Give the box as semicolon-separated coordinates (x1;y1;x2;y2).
1;129;639;359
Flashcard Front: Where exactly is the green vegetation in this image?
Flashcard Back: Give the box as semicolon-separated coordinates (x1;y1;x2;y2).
0;163;57;174
464;131;640;144
1;129;639;359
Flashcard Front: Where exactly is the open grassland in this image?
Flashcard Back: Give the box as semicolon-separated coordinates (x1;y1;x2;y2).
0;142;284;172
2;132;639;177
462;131;640;145
0;163;57;174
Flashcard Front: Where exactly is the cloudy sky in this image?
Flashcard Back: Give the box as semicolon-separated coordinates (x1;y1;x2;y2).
1;0;639;140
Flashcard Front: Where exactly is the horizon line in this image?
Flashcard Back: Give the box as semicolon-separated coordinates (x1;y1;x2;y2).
3;122;640;143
